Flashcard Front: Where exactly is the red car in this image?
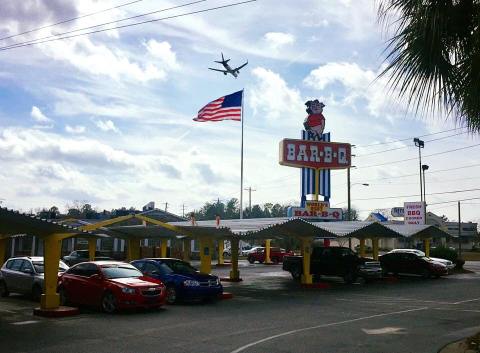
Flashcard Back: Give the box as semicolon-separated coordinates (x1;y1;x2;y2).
247;247;294;264
58;261;166;313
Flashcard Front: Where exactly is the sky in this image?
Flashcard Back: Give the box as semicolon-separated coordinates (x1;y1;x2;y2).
0;0;479;224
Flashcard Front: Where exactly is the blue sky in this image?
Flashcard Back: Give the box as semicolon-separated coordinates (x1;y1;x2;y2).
0;0;479;224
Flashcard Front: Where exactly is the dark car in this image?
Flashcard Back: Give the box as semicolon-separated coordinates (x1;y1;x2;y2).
58;261;166;313
131;258;223;304
283;246;383;283
380;252;448;278
63;250;112;266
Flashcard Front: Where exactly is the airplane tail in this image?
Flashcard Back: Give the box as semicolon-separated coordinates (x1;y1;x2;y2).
215;52;229;64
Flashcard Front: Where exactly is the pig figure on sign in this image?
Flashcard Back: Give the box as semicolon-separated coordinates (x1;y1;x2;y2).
303;100;325;135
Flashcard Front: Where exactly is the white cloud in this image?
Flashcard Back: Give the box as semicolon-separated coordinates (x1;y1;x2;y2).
264;32;295;50
31;106;52;123
303;62;403;119
65;125;86;134
249;67;303;122
144;39;180;71
95;119;119;133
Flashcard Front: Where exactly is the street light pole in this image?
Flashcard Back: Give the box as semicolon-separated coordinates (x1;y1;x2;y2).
347;166;369;249
414;138;425;203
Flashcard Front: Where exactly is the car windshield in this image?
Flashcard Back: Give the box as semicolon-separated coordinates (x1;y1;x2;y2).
167;261;197;274
32;261;68;273
101;265;142;279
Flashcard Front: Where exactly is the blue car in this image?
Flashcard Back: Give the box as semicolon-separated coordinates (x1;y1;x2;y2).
131;258;223;304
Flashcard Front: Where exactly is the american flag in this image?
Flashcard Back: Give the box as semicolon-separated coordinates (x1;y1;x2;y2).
194;90;243;122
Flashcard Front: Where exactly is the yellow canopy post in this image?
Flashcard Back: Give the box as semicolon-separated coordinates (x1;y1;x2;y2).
265;239;272;264
88;238;96;261
217;240;224;265
359;238;366;257
300;237;313;285
41;233;71;309
183;238;191;262
127;239;140;261
372;238;379;260
199;237;212;274
424;238;431;257
229;238;240;281
160;239;168;258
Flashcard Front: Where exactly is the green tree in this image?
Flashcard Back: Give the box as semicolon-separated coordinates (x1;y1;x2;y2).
379;1;480;131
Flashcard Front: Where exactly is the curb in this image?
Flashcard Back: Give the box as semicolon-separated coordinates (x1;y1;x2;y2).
301;282;331;289
220;277;243;282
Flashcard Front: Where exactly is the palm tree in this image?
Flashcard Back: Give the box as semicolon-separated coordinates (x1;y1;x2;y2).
378;1;480;131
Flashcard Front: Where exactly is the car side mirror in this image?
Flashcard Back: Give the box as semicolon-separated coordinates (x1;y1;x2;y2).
23;268;34;275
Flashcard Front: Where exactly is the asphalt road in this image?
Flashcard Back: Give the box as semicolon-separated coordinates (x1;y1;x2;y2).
1;261;480;353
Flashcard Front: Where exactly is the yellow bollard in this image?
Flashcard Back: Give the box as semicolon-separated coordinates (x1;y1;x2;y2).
301;237;313;284
229;238;240;280
0;237;7;265
183;238;191;262
424;238;431;257
359;238;366;257
41;234;62;309
160;239;168;258
372;238;379;260
199;237;212;274
218;240;224;265
88;238;96;261
265;239;272;264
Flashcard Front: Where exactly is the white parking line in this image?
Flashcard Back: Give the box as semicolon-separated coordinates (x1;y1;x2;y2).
229;307;428;353
11;320;40;325
452;298;480;305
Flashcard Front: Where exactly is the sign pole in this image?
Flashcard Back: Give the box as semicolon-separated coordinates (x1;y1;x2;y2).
239;90;244;219
314;169;319;201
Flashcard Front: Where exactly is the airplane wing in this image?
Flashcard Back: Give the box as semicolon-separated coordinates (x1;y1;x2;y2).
233;61;248;71
208;68;228;73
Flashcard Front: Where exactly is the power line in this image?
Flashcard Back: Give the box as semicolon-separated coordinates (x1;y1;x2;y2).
355;130;470;158
355;127;464;148
0;0;144;42
428;197;480;206
357;143;480;169
0;0;256;52
0;0;208;51
351;187;480;202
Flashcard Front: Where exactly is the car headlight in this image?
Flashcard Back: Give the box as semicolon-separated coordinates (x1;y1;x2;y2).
183;280;200;287
121;287;136;294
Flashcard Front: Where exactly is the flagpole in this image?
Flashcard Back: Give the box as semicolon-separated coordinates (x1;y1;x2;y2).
240;89;244;219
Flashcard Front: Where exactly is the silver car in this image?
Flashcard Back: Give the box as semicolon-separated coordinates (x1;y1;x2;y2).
0;257;69;301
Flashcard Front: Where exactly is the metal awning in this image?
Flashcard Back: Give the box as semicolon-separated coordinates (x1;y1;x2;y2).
384;224;452;239
0;207;96;239
311;221;402;239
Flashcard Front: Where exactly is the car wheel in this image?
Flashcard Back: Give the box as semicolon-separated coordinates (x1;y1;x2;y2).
223;252;229;257
272;257;279;264
247;257;255;264
291;268;301;280
32;285;42;302
343;272;357;284
101;292;118;314
166;286;177;304
0;281;9;297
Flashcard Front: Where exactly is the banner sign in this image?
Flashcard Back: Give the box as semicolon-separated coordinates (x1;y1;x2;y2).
287;206;343;220
279;139;351;170
404;202;425;225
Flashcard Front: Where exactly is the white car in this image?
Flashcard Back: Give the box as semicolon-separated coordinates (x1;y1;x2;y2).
388;249;455;270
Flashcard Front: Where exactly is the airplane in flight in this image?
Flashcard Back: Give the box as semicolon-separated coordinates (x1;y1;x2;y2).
208;53;248;78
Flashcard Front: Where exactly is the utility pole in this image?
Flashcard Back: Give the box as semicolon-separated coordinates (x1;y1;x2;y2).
164;202;168;212
182;204;186;218
244;187;256;211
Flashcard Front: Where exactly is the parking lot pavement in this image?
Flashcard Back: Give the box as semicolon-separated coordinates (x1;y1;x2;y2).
1;264;480;353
